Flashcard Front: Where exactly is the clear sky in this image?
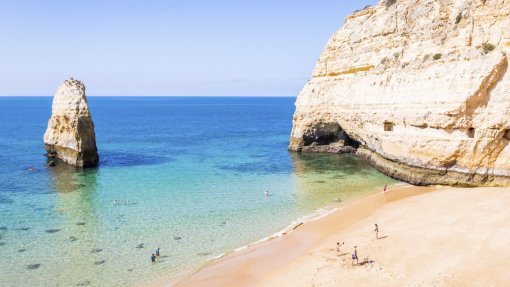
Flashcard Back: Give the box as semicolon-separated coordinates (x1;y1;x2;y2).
0;0;376;96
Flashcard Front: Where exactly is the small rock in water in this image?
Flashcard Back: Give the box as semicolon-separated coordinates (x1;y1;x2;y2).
27;167;39;173
127;268;133;272
136;243;144;249
27;263;41;270
69;236;78;242
0;226;7;231
197;252;211;256
47;161;56;167
45;228;60;233
76;222;86;226
18;249;27;253
94;260;105;265
173;236;181;241
0;242;6;246
18;227;30;231
91;248;102;253
76;280;91;286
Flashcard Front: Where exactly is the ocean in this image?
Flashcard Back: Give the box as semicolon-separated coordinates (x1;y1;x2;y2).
0;97;395;286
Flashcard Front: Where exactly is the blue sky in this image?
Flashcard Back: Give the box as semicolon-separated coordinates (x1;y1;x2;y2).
0;0;376;96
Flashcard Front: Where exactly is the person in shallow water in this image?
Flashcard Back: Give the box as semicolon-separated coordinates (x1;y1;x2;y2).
265;190;270;197
156;247;160;257
151;253;156;263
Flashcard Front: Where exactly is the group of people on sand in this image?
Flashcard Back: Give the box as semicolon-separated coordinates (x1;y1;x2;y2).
151;247;160;263
336;223;380;266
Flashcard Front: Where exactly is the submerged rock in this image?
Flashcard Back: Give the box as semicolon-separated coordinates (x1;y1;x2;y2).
27;263;41;270
44;79;99;168
45;228;61;233
289;0;510;186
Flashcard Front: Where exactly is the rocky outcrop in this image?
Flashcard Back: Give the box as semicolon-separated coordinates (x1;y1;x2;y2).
289;0;510;186
44;79;99;167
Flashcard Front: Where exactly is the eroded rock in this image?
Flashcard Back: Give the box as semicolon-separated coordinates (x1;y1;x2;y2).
289;0;510;186
44;79;99;167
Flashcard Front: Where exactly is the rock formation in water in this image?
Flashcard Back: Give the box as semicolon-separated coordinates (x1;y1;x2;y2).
289;0;510;186
44;79;99;167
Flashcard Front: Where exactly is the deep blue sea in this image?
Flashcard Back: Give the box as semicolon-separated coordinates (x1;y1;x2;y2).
0;97;395;286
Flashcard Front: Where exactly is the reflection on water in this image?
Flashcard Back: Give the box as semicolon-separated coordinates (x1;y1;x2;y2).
291;152;370;175
290;152;395;206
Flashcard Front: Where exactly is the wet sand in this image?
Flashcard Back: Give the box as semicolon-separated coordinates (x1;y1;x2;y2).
158;185;510;287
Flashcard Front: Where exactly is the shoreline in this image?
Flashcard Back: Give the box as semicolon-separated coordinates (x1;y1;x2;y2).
144;184;438;286
151;184;510;286
140;183;409;286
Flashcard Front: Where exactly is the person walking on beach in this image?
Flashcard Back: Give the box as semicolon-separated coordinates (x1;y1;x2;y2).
351;246;359;266
374;224;379;239
336;242;344;257
155;247;160;257
151;253;156;263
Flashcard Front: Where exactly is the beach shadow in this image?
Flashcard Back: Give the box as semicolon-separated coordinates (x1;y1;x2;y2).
358;260;375;266
378;236;388;240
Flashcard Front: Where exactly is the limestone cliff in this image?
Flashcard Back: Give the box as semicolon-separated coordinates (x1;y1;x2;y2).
289;0;510;186
44;79;99;167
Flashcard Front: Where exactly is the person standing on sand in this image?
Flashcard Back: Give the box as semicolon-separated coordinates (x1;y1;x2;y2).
351;246;359;266
336;242;344;257
151;253;156;263
374;224;379;239
155;247;160;257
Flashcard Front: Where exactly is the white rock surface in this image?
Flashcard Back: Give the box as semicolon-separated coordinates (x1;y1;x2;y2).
290;0;510;186
44;79;99;167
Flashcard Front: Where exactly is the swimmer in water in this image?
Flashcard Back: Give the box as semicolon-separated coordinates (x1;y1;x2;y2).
265;190;270;197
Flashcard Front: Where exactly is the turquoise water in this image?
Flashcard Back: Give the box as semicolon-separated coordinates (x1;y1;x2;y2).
0;97;395;286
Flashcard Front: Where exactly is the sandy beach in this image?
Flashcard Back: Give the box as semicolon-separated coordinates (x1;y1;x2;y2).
166;185;510;287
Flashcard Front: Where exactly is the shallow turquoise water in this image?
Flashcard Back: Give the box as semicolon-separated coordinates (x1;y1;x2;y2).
0;97;396;286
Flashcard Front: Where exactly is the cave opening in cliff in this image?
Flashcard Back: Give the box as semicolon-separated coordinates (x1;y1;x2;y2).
467;128;475;138
504;129;510;140
302;123;360;149
384;122;394;132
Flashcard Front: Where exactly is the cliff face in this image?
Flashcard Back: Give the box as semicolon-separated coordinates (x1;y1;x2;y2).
289;0;510;186
44;79;99;167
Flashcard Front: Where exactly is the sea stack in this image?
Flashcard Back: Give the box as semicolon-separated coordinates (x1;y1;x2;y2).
289;0;510;186
44;79;99;167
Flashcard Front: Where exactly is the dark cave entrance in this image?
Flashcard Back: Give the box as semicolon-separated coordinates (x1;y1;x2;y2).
301;122;360;152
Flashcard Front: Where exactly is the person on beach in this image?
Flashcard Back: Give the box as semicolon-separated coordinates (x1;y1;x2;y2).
352;246;359;266
383;184;388;193
265;190;270;197
336;242;344;257
151;253;156;263
374;224;379;239
155;247;160;257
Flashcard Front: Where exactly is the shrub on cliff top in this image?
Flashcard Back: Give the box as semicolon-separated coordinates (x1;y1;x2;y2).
433;53;442;60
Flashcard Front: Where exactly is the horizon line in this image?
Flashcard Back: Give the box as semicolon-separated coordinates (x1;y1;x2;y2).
0;95;298;98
